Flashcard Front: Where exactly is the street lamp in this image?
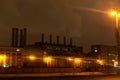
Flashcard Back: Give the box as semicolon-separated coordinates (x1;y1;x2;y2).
111;8;120;74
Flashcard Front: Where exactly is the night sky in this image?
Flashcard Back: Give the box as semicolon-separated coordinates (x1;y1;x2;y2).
0;0;120;52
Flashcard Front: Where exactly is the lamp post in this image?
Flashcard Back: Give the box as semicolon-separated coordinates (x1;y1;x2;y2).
111;8;120;74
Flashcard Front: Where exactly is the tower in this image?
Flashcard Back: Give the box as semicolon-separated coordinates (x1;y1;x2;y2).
63;37;66;45
49;34;52;44
11;28;27;48
11;28;19;47
56;36;59;45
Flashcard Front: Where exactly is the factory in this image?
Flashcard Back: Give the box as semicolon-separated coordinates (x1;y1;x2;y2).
0;28;83;68
0;28;26;68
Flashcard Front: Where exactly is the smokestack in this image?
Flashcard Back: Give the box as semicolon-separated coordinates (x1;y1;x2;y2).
23;28;27;47
15;28;19;47
11;28;27;48
11;28;15;47
63;37;66;45
70;38;73;46
57;36;59;45
20;29;23;47
49;34;52;44
41;33;44;43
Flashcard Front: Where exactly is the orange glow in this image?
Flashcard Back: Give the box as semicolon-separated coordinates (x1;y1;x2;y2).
0;55;7;65
3;55;6;64
43;57;54;67
67;58;73;61
29;55;36;60
73;58;82;67
111;11;116;15
110;9;120;17
43;57;52;63
97;59;104;65
74;58;82;63
0;55;3;59
119;14;120;17
113;61;118;67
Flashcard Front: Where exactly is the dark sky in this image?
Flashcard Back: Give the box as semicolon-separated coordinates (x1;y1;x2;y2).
0;0;120;52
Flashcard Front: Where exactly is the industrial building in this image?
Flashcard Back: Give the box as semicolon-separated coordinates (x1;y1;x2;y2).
0;28;27;68
24;33;83;67
26;33;83;57
0;28;84;68
0;47;24;68
91;45;117;66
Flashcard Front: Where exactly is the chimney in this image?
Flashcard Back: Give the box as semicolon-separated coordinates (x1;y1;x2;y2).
56;36;59;45
11;28;15;47
15;28;19;47
23;28;27;47
19;28;27;48
63;37;66;45
49;34;52;44
20;29;23;47
70;38;73;46
11;28;27;48
41;33;44;43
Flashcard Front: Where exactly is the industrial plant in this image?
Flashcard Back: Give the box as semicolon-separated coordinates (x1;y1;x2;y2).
0;28;118;74
0;28;85;68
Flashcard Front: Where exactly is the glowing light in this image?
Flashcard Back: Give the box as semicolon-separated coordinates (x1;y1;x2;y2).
94;50;98;52
110;9;120;16
67;58;73;61
111;11;116;15
74;58;82;63
112;59;115;62
97;59;104;65
3;64;9;68
119;14;120;17
43;57;52;63
114;61;118;67
112;60;118;67
0;55;3;59
0;55;7;65
29;56;36;60
16;49;20;52
3;55;6;64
